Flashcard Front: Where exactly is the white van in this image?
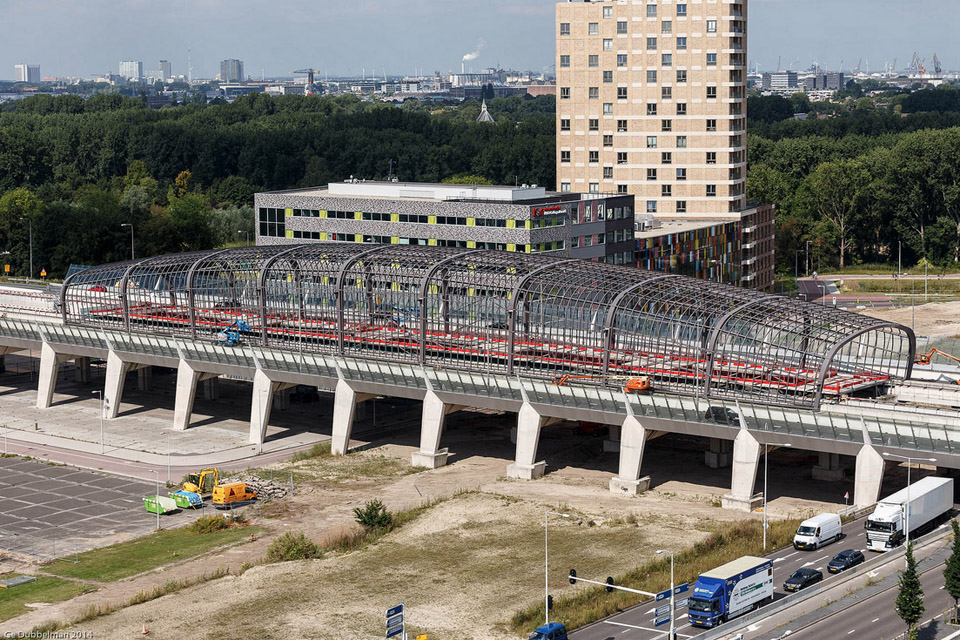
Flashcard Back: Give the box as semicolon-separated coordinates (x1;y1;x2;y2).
793;513;842;550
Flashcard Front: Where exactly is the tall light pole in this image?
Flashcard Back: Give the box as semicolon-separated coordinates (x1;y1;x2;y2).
882;453;936;547
763;442;792;550
805;240;811;277
149;469;160;530
19;217;32;279
92;390;104;454
120;223;135;260
656;549;676;640
545;510;570;627
238;230;249;246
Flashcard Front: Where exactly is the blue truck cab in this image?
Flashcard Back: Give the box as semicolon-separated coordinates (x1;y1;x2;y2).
528;622;568;640
687;556;774;628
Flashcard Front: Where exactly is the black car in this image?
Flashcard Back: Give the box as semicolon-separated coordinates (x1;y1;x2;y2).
827;550;865;574
704;407;739;424
783;568;823;592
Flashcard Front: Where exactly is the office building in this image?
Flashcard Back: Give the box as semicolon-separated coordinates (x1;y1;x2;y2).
159;60;172;81
255;181;636;264
556;0;747;218
801;72;844;92
220;59;244;82
14;64;40;83
119;60;143;81
761;71;798;91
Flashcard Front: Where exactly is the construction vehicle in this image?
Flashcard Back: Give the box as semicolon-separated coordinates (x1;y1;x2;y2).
554;374;652;394
183;467;220;495
212;482;258;509
915;348;960;385
215;320;250;346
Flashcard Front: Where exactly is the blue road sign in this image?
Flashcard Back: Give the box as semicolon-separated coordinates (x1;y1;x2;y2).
655;604;670;617
386;604;404;619
675;598;689;610
387;614;403;628
656;588;671;602
386;624;403;638
655;615;671;627
674;582;689;595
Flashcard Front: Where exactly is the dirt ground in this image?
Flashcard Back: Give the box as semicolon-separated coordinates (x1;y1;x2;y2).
863;300;960;338
3;415;866;639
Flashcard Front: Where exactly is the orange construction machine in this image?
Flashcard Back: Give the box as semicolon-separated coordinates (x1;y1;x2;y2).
553;374;652;394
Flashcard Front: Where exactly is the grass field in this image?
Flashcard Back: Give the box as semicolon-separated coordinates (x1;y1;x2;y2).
43;524;259;582
0;576;94;622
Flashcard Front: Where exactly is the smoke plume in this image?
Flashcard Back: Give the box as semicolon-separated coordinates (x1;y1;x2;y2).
462;39;487;63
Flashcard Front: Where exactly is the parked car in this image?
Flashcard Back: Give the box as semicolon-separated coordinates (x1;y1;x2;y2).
529;622;567;640
783;568;823;592
704;407;739;424
827;550;865;574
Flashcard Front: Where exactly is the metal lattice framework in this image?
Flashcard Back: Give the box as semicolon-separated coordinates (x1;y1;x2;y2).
60;244;916;409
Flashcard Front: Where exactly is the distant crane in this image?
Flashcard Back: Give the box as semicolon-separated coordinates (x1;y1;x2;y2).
933;53;943;76
853;58;862;74
292;69;322;94
909;52;926;75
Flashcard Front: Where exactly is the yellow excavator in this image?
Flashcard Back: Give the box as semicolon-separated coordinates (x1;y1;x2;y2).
183;467;220;495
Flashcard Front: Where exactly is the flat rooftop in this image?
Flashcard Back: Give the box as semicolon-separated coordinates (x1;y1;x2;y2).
266;181;549;203
635;218;738;239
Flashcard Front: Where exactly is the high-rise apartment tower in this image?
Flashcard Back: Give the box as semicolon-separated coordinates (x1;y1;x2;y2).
556;0;747;219
220;59;244;83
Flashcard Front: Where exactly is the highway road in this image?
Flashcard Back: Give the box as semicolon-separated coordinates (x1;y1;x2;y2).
763;546;954;640
570;517;872;640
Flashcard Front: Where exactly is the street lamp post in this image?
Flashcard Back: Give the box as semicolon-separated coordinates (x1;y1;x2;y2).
545;510;570;627
656;549;676;640
882;453;936;547
764;442;792;550
19;217;32;279
149;469;160;530
805;240;811;277
238;230;249;246
120;223;135;260
92;390;104;454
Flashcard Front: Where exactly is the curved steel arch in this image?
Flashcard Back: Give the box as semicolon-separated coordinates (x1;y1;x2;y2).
702;294;771;397
334;244;395;355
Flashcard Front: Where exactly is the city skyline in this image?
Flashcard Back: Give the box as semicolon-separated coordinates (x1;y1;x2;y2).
2;0;958;81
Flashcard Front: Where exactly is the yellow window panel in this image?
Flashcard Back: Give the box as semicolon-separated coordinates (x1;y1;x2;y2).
428;238;437;246
507;243;516;252
320;232;328;241
391;213;399;222
285;230;294;238
506;219;516;229
468;287;475;297
391;282;399;291
428;215;437;225
525;220;531;230
354;211;362;220
467;217;476;227
285;208;293;217
355;278;364;288
525;245;532;253
467;240;477;248
355;234;363;243
319;210;328;218
429;284;439;295
391;236;399;245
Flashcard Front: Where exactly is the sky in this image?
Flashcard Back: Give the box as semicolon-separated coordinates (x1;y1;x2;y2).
1;0;956;80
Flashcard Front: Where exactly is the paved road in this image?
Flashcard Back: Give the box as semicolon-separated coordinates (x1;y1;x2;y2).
768;547;954;640
571;517;871;640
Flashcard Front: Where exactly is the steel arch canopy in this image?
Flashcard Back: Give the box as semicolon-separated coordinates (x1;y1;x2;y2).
60;244;915;410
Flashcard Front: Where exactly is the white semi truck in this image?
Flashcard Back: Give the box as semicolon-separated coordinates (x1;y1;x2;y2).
865;476;954;551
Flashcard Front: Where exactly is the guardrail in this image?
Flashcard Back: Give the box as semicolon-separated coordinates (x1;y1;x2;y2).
696;522;953;640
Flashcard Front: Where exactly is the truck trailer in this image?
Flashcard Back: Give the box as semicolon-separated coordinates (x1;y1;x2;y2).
865;476;954;551
688;556;774;628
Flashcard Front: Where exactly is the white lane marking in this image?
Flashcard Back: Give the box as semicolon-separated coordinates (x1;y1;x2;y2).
855;531;865;537
645;606;657;615
602;621;695;638
816;567;824;571
779;551;799;560
747;624;761;632
871;618;879;623
803;555;829;567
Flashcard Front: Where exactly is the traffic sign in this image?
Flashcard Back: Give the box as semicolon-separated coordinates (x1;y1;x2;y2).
674;583;689;595
654;615;671;627
655;604;670;617
656;588;671;601
40;269;46;278
387;614;403;628
386;604;404;618
386;624;403;638
675;598;689;610
3;264;8;273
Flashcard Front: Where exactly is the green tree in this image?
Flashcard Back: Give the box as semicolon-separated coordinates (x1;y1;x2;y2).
353;499;393;530
167;193;214;251
896;541;924;639
945;520;960;624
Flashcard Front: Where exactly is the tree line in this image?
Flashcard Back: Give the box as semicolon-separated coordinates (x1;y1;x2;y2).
0;93;555;278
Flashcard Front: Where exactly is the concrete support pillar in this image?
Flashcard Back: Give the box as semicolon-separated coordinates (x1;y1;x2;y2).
411;390;463;469
506;403;555;480
103;350;138;419
202;376;220;401
705;438;733;469
812;452;845;482
174;361;217;431
721;427;763;511
74;357;91;384
330;379;374;455
276;386;291;411
137;366;152;392
37;343;70;409
609;416;663;495
603;423;622;453
854;445;886;509
249;370;296;445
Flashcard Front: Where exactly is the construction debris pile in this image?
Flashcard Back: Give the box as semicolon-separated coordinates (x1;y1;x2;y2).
235;475;289;501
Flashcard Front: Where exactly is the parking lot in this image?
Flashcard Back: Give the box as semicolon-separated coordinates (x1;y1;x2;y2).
0;456;207;561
